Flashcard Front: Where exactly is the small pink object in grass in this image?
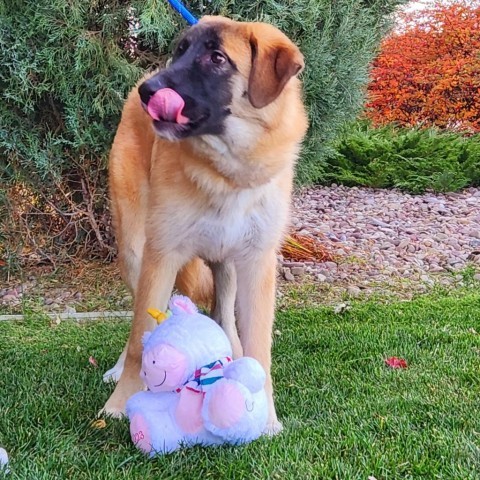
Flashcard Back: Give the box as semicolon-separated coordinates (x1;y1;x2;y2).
385;356;408;369
89;356;98;368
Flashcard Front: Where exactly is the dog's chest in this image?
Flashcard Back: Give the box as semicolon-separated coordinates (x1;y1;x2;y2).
166;185;287;262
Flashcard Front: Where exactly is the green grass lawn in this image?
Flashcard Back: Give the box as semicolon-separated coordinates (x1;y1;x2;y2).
1;291;479;479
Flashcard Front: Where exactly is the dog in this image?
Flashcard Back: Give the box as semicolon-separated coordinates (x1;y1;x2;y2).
103;15;308;434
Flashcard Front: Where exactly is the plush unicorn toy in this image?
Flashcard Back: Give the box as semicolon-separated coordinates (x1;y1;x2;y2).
126;295;268;456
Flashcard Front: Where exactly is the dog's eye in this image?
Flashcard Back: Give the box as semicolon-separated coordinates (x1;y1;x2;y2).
176;40;189;55
211;51;226;65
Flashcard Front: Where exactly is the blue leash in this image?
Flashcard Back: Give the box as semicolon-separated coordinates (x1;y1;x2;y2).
166;0;199;25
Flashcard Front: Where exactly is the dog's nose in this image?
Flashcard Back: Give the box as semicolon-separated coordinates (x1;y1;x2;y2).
138;77;163;106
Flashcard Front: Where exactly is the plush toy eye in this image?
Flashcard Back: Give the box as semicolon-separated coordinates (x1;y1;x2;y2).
152;360;156;364
211;51;226;64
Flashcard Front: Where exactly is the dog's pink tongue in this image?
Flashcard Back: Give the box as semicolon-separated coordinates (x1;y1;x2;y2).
146;88;189;124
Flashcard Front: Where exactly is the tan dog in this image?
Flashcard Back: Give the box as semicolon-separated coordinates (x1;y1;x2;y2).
103;15;308;434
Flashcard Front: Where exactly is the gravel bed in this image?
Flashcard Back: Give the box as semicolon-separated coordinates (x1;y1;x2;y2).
2;186;480;311
279;186;480;295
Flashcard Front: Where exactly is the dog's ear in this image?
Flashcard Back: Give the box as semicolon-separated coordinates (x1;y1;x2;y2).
248;28;304;109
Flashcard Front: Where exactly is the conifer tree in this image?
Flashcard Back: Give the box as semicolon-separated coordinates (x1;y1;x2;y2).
0;0;407;259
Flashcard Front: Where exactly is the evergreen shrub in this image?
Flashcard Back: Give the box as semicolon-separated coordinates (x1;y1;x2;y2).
326;121;480;194
0;0;407;263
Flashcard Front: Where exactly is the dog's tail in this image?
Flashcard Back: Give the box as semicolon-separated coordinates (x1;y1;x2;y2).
175;257;214;309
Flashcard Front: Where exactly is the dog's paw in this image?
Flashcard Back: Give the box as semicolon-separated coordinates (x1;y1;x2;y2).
98;391;128;419
102;364;124;384
263;418;283;437
97;403;126;419
99;376;146;418
103;349;127;384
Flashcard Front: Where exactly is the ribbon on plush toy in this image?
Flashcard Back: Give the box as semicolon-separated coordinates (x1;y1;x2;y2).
176;357;232;395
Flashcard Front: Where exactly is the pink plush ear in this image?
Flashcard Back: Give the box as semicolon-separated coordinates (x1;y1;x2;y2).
168;295;198;315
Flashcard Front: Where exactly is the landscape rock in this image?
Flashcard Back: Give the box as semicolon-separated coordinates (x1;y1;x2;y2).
1;295;18;305
3;186;480;314
347;286;362;298
46;303;60;311
288;185;480;291
283;268;295;282
291;266;306;276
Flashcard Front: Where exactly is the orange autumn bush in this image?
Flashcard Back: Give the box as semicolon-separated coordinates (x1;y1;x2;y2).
366;1;480;133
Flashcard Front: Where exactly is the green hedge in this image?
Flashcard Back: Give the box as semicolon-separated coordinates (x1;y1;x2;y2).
0;0;407;184
326;121;480;193
0;0;407;262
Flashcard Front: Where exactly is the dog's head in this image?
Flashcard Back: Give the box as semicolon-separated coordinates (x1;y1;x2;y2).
138;16;304;141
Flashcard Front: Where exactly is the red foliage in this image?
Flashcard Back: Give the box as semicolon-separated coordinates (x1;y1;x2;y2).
366;1;480;133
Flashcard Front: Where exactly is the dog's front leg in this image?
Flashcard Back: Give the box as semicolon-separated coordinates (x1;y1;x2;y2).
210;261;243;359
235;249;282;435
100;248;187;417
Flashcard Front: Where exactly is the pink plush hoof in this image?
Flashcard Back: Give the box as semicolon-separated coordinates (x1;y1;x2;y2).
130;414;152;454
208;382;246;429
